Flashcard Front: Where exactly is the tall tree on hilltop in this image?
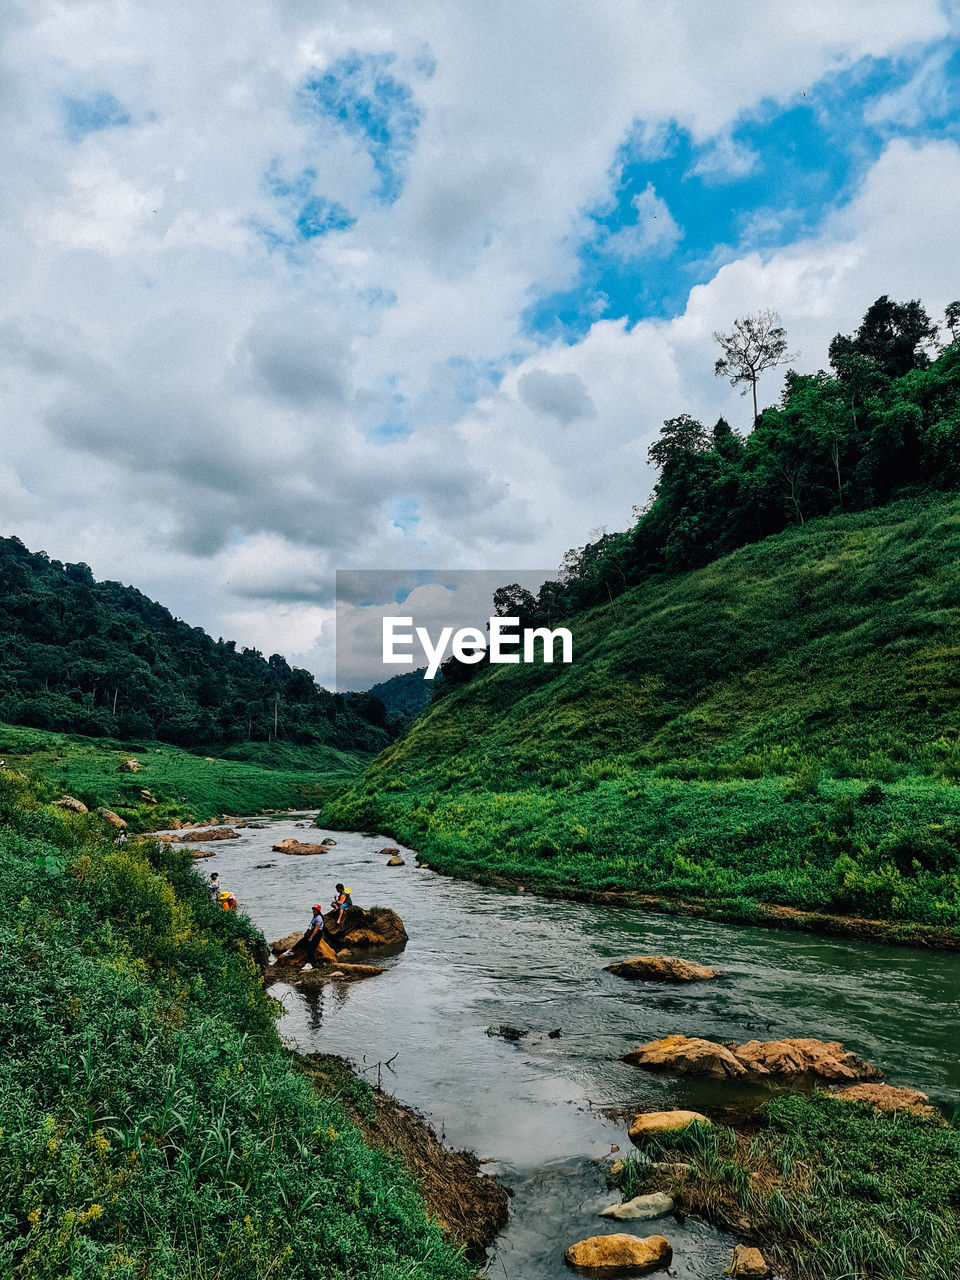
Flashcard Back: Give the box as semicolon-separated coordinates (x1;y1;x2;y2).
829;296;938;379
713;309;797;423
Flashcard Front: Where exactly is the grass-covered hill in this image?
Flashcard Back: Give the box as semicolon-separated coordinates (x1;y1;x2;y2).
0;770;474;1280
324;495;960;939
0;724;367;831
0;535;390;753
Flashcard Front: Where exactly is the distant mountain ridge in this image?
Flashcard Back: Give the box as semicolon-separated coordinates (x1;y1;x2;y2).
0;535;391;752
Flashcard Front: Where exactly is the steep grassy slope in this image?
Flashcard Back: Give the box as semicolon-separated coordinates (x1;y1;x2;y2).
324;496;960;936
0;724;368;831
0;771;473;1280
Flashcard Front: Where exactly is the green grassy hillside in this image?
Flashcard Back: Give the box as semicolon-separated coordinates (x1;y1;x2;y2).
0;771;473;1280
0;725;368;831
324;496;960;937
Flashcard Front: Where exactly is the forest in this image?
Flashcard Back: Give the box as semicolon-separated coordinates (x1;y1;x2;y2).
0;538;393;752
475;296;960;645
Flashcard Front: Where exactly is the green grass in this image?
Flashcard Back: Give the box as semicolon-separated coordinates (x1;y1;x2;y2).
0;769;473;1280
619;1092;960;1279
324;496;960;935
0;724;369;831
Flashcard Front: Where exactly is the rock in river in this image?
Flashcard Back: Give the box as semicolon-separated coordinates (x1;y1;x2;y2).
387;855;405;866
606;955;720;983
599;1192;675;1221
623;1035;882;1084
628;1112;710;1143
272;837;329;855
733;1037;882;1083
179;827;240;842
564;1233;671;1274
623;1035;745;1079
729;1244;769;1276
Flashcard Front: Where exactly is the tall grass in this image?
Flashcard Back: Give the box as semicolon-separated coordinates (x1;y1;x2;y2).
620;1092;960;1279
324;497;960;935
0;770;471;1280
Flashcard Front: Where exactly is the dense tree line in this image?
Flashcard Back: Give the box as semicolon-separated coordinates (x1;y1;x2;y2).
0;538;392;750
495;295;960;630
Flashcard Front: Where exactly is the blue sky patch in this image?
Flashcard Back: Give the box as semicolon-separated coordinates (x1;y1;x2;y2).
525;47;960;340
390;498;421;532
296;196;355;238
300;52;421;202
64;91;130;141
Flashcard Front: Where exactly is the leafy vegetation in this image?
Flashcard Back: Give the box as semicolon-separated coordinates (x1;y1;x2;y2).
0;768;473;1280
620;1093;960;1279
324;496;960;936
0;536;394;751
456;296;960;631
0;724;367;831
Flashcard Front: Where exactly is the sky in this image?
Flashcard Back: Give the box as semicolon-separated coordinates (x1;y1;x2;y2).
2;1;959;686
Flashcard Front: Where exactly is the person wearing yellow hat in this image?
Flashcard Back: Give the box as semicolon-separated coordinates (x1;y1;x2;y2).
218;889;237;911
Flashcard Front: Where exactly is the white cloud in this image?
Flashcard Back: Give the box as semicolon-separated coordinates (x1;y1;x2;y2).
0;1;953;679
603;184;682;260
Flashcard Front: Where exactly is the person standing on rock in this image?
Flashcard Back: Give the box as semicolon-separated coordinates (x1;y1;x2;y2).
302;903;326;970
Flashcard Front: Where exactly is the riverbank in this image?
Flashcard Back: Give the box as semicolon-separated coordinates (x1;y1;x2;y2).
0;772;479;1280
298;1054;509;1258
327;821;960;951
0;722;368;831
617;1091;960;1279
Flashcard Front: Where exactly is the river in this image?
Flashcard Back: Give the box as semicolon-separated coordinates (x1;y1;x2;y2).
195;814;960;1279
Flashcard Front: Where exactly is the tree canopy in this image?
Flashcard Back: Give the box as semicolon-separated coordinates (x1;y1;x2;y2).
0;539;393;751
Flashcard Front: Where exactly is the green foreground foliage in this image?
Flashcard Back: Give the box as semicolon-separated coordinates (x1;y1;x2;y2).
0;769;472;1280
621;1093;960;1279
325;497;960;935
0;724;368;831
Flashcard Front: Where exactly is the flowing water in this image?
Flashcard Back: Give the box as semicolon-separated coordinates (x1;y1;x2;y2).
194;816;960;1279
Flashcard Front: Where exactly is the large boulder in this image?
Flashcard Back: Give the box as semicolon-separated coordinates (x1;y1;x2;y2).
332;906;408;950
387;855;405;866
118;758;142;772
606;956;720;983
97;808;127;830
628;1112;710;1143
623;1035;882;1084
179;827;240;842
623;1036;746;1079
269;908;408;969
563;1233;671;1274
733;1038;882;1083
271;932;304;956
53;796;88;814
599;1192;675;1222
379;846;400;856
832;1083;935;1115
272;838;329;855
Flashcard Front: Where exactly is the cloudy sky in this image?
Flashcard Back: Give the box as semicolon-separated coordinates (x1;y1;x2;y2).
2;1;959;685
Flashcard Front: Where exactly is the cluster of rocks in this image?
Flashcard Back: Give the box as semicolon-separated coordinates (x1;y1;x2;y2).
379;845;406;866
622;1033;883;1083
558;952;938;1274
